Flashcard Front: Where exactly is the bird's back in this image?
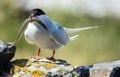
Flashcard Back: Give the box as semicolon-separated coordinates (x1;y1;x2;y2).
39;15;70;45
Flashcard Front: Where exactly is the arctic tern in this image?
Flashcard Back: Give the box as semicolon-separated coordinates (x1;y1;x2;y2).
14;8;98;60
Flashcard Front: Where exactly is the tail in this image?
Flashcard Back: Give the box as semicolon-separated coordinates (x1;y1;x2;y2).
64;26;99;34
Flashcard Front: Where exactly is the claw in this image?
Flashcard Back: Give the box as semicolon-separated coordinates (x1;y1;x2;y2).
48;57;56;61
30;48;41;59
48;50;56;61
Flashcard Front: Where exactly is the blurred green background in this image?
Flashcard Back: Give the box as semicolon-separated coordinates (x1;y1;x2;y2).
1;0;120;66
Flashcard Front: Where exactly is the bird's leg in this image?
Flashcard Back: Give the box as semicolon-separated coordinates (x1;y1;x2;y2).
48;50;56;61
31;48;41;59
37;48;41;56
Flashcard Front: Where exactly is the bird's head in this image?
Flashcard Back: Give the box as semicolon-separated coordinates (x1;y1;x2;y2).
29;8;45;22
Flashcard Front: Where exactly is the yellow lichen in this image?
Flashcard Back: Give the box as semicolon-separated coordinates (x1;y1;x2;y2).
34;63;41;68
21;67;27;73
26;61;32;67
29;75;33;77
20;74;24;77
13;66;20;74
32;70;45;77
42;63;55;69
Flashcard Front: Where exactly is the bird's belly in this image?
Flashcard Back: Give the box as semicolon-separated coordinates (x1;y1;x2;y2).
36;37;62;50
24;23;62;50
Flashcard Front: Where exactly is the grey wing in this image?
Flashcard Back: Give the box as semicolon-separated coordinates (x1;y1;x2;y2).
32;18;69;45
50;22;70;45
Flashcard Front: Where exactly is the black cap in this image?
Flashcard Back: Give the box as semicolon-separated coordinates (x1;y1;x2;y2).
29;8;45;17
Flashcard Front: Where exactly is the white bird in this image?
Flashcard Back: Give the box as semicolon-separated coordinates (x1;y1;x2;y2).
14;8;98;60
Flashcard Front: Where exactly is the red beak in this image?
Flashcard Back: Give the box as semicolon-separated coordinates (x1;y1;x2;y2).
29;14;34;23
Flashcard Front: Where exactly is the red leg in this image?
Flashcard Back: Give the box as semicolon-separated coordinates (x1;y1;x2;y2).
48;50;56;61
37;48;41;56
31;48;41;59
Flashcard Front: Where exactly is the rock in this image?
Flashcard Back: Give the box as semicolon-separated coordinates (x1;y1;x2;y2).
0;40;16;71
110;67;120;77
2;57;120;77
10;57;76;77
74;65;93;77
89;60;120;77
0;41;120;77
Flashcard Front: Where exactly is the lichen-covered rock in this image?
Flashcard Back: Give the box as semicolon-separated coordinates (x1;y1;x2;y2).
2;57;120;77
1;41;120;77
10;57;76;77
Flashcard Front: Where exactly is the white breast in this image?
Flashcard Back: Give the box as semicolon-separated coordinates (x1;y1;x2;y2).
24;22;63;50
